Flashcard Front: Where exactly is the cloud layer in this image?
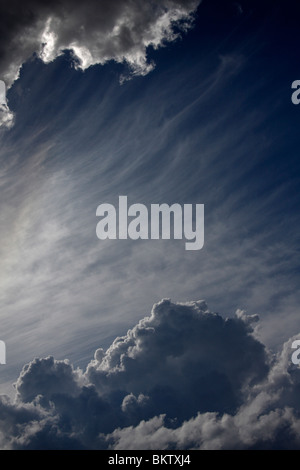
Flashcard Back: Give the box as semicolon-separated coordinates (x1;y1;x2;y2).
0;299;299;449
0;0;201;88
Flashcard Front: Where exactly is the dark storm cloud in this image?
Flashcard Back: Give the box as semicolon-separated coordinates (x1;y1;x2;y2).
106;335;300;450
0;0;201;88
15;356;83;403
0;299;299;449
86;299;269;419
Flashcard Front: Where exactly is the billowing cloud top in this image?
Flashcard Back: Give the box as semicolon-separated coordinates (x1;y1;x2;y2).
0;0;201;88
0;299;300;449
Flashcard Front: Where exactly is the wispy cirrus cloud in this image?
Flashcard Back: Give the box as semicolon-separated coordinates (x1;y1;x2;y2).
0;47;299;395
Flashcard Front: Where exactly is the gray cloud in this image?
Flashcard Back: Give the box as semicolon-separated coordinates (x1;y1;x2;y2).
86;299;269;419
15;356;83;403
0;104;14;128
0;0;201;89
0;299;299;449
1;48;299;393
106;404;300;450
106;335;300;450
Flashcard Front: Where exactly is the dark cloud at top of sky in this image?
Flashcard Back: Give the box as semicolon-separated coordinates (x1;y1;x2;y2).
0;0;300;451
0;299;299;449
0;0;201;89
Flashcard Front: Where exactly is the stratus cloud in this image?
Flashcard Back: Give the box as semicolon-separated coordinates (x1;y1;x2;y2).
0;299;299;449
0;0;201;88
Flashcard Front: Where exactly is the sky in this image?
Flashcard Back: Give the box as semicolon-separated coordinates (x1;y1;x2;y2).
0;0;300;449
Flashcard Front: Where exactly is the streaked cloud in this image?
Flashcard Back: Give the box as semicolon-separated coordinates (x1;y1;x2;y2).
0;3;299;451
0;46;299;394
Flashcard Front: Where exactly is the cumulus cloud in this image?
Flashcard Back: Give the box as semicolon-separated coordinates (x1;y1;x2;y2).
0;0;201;88
86;299;269;419
0;298;299;449
0;104;14;128
0;80;13;128
0;0;200;127
106;333;300;450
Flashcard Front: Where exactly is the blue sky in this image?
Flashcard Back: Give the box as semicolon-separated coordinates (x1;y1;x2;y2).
0;0;300;449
